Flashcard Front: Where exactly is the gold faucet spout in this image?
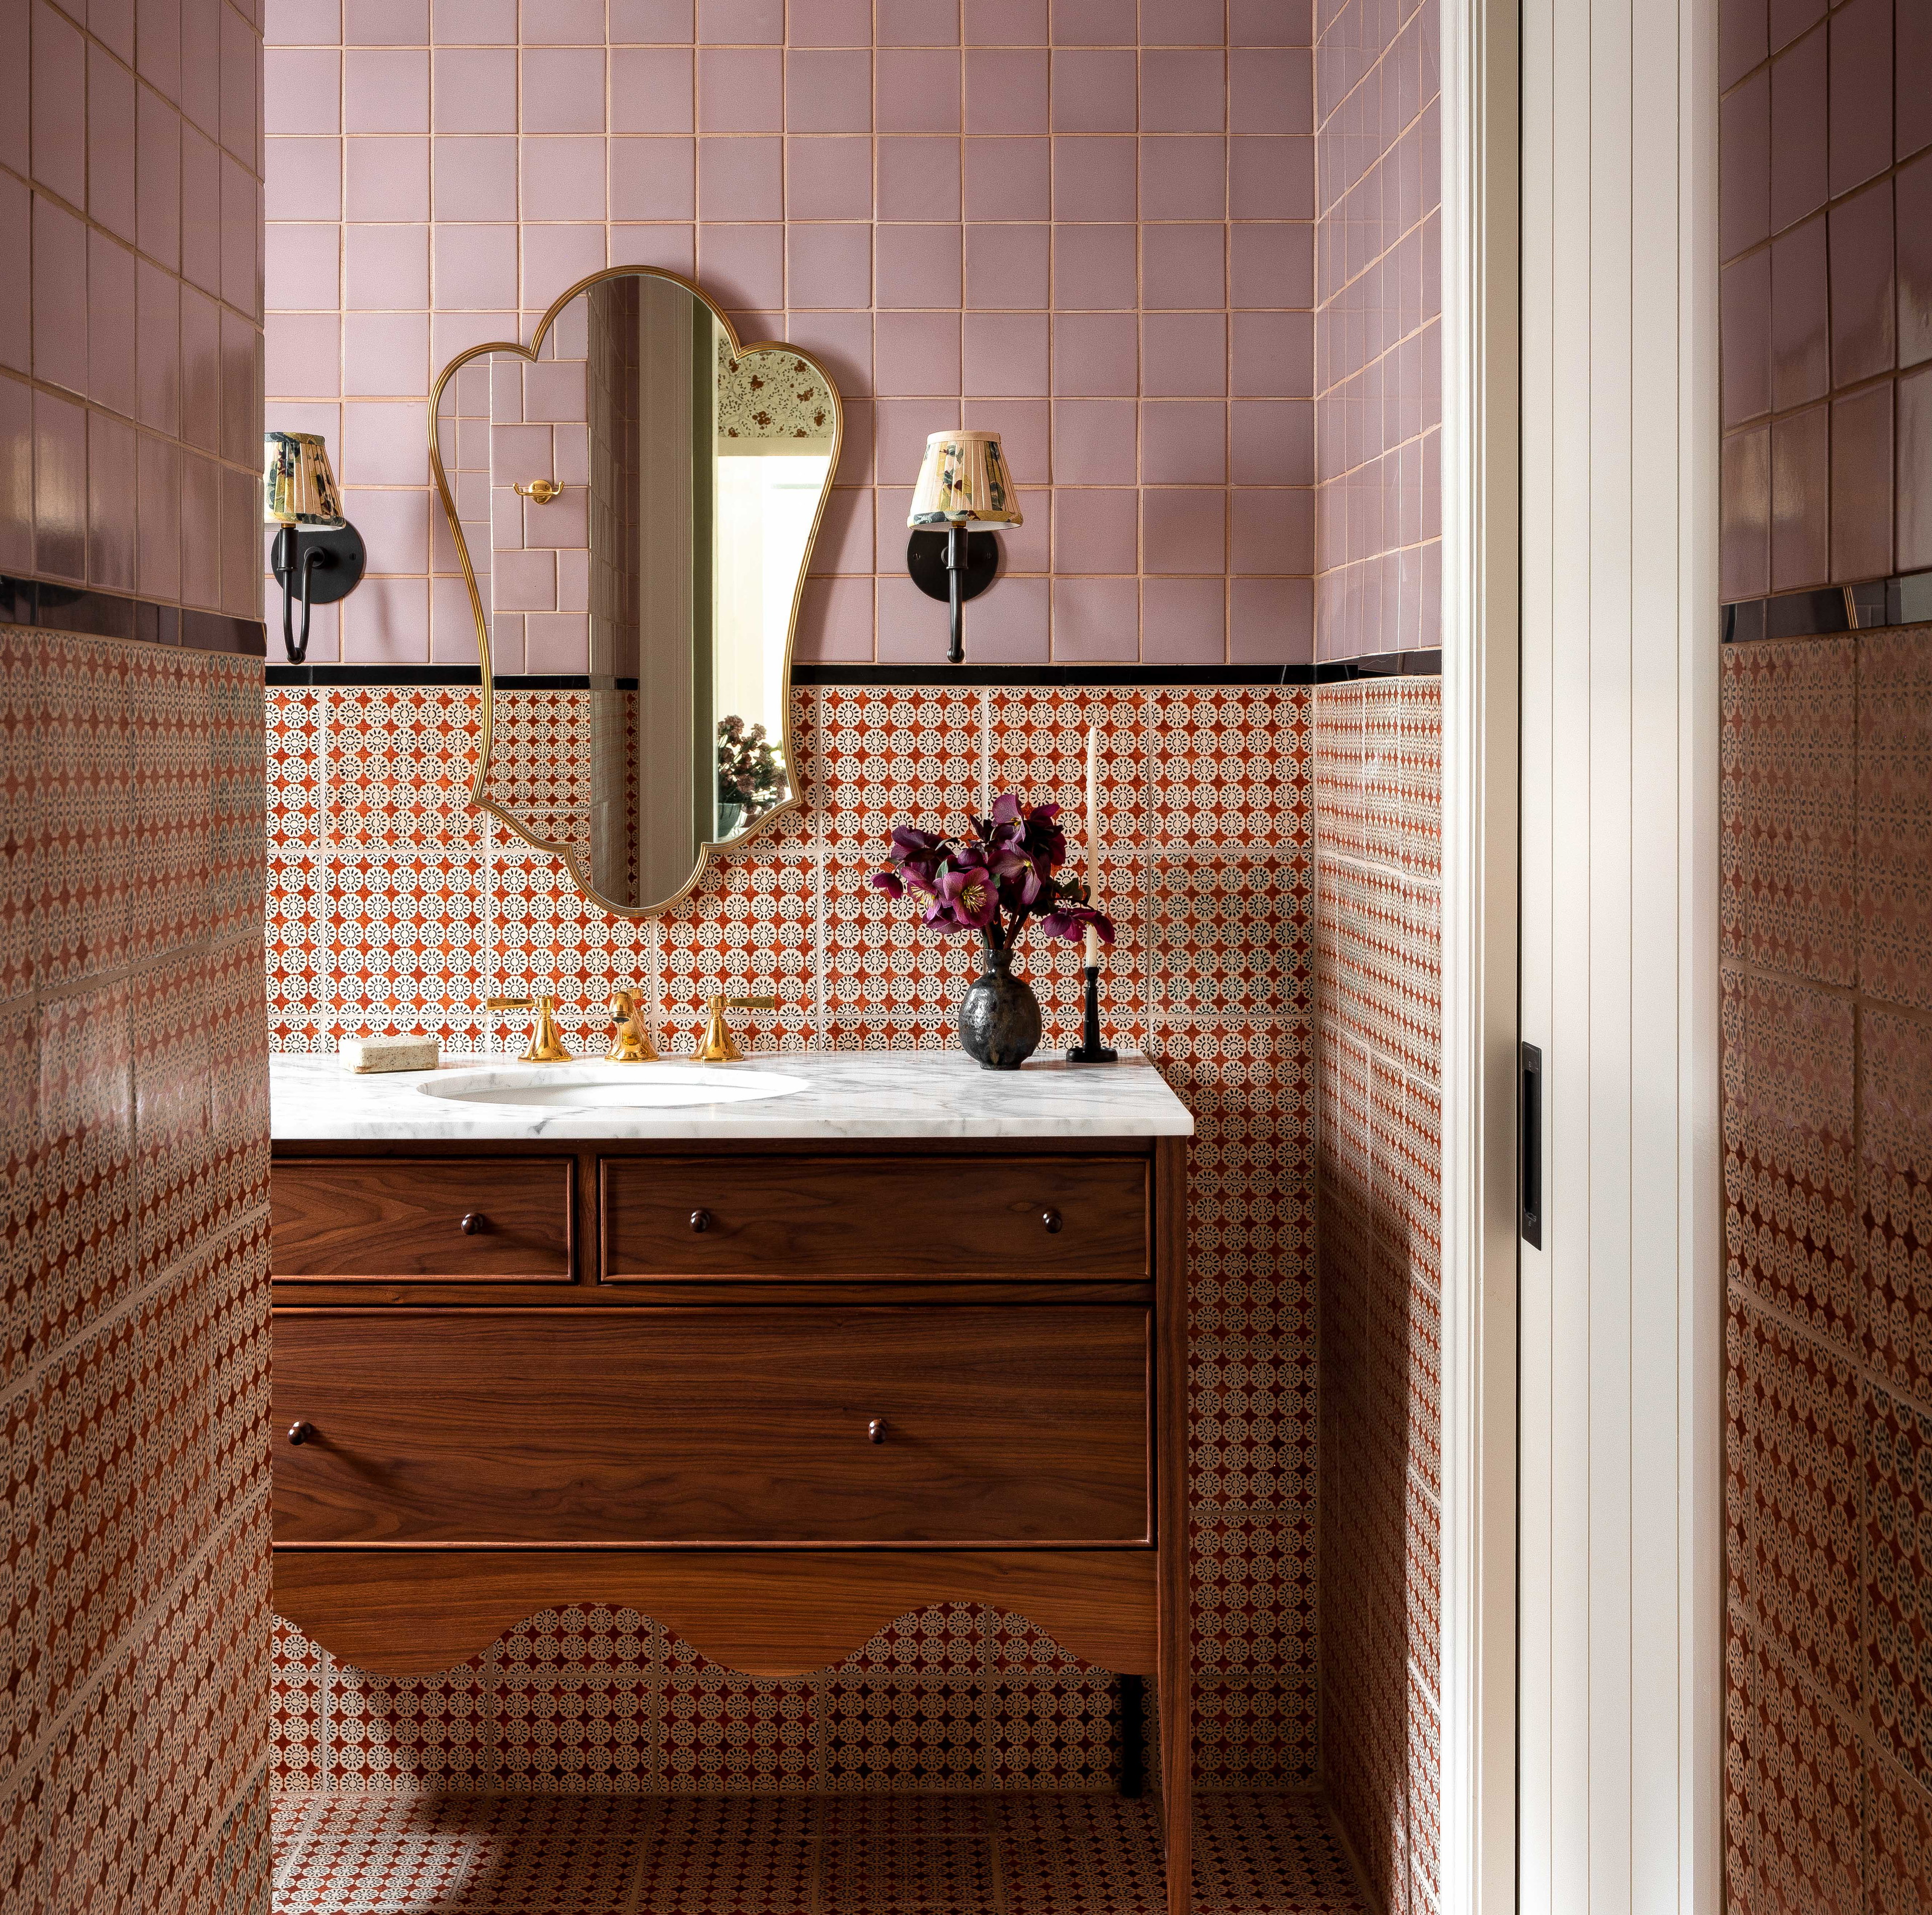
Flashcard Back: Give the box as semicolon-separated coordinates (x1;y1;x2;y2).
606;989;660;1061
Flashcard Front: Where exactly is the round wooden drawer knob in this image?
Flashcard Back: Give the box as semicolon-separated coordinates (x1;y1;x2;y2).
867;1418;886;1443
690;1209;712;1233
1041;1209;1063;1233
461;1212;487;1235
287;1421;315;1446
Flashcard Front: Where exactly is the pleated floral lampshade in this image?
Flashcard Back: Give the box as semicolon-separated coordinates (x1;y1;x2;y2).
907;430;1023;531
264;431;347;528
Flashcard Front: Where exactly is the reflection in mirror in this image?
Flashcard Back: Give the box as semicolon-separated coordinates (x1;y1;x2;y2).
433;270;839;915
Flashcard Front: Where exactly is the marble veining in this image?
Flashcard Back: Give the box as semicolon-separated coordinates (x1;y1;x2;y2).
271;1051;1195;1141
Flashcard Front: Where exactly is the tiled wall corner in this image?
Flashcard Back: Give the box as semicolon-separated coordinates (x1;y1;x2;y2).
266;675;1325;1798
1720;619;1932;1911
1312;0;1443;663
1;624;272;1912
0;0;265;619
1313;673;1443;1915
1718;0;1932;598
262;4;1319;669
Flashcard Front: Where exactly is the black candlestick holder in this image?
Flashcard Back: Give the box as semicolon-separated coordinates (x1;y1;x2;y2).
1066;965;1117;1064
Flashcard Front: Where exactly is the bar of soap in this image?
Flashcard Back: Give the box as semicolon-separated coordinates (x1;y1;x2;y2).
339;1034;440;1074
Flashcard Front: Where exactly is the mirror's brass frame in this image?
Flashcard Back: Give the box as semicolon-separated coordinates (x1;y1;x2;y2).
428;265;843;919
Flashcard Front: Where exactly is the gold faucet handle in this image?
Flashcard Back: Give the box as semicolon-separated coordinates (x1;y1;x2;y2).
486;992;574;1063
695;994;778;1064
606;988;661;1062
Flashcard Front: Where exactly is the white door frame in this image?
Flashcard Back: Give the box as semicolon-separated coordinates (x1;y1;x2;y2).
1438;0;1524;1908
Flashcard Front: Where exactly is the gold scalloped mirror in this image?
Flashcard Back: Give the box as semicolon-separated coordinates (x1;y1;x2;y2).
430;269;841;916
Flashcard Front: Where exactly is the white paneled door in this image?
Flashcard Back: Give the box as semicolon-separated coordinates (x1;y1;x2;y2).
1514;0;1724;1911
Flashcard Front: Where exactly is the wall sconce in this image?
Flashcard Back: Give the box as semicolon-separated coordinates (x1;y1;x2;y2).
906;430;1021;664
265;431;366;664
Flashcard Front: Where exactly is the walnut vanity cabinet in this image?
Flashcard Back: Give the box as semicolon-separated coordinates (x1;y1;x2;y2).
271;1135;1191;1912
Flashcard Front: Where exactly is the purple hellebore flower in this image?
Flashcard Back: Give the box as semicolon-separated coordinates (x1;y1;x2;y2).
1038;904;1115;944
936;861;1001;931
871;869;905;898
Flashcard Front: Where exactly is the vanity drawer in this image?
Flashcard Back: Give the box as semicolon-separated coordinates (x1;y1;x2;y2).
273;1307;1150;1545
273;1158;575;1282
599;1156;1148;1281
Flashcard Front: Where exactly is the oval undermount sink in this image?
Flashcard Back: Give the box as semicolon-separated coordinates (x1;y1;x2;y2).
420;1063;810;1112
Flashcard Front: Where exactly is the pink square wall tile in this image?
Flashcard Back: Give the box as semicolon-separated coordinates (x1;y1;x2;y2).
1768;26;1826;237
1769;214;1827;411
1142;400;1225;483
1231;222;1313;309
1142;134;1227;219
697;47;783;131
342;574;431;660
873;224;963;309
33;388;87;581
89;45;138;245
0;378;30;573
136;261;181;431
1051;47;1136;131
522;139;609;222
611;47;695;132
965;395;1047;479
693;221;781;309
180;286;221;453
965;48;1049;132
138;92;186;264
347;138;430;221
1828;0;1892;198
874;309;962;394
523;0;605;41
789;0;872;45
786;136;871;218
1233;310;1312;396
180;120;221;289
1769;402;1829;591
87;412;138;592
1144;223;1226;308
695;135;781;220
1052;312;1137;394
31;1;87;204
1052;396;1136;481
1828;384;1892;584
878;136;960;220
341;399;429;485
875;396;962;478
785;49;873;132
1143;48;1225;133
266;312;338;399
432;47;517;132
877;0;960;44
1140;575;1226;662
88;233;139;424
875;48;962;132
1721;249;1770;426
521;221;607;305
1143;485;1225;572
31;196;88;398
1827;179;1895;389
965;221;1048;305
1051;0;1134;45
1053;486;1137;570
795;575;875;659
1052;574;1139;659
611;138;697;219
1144;312;1228;397
524;47;607;134
345;0;427;42
1232;487;1315;574
1720;0;1766;89
344;48;430;133
965;134;1050;217
1054;222;1136;307
135;431;181;601
1900;154;1932;370
1231;134;1313;220
1231;574;1312;662
1233;398;1314;486
1904;0;1932;161
1721;69;1770;261
267;136;341;222
962;311;1049;395
431;136;516;218
610;0;694;40
699;0;784;42
345;223;429;309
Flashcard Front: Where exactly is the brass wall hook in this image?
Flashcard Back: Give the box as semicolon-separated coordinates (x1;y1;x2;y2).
513;478;562;504
695;994;777;1063
486;993;574;1062
606;989;661;1062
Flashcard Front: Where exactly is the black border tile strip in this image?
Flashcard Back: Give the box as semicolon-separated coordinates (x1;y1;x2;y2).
1723;570;1932;642
0;574;266;657
265;652;1443;690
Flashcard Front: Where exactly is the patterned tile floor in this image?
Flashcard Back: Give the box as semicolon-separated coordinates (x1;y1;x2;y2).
271;1790;1370;1914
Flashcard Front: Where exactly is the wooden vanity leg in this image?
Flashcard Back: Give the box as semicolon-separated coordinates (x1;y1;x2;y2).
1154;1136;1191;1915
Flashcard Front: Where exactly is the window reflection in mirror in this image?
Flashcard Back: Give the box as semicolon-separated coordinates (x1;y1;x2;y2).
432;270;838;916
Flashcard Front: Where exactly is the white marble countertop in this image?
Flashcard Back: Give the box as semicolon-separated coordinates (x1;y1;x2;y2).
270;1050;1194;1142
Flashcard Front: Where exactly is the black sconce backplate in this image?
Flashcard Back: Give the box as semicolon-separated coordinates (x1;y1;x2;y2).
271;523;368;605
905;528;1000;604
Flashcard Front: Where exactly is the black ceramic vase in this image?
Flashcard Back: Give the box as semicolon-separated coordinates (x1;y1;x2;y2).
959;942;1042;1069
